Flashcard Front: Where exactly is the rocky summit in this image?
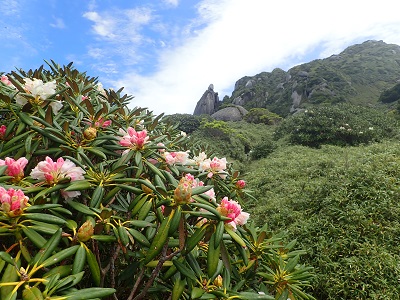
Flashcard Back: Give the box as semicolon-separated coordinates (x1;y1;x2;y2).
194;40;400;118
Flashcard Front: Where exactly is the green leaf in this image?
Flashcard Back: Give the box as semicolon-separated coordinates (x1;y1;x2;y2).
24;213;66;225
63;288;116;300
42;245;80;267
67;200;96;216
30;228;62;266
143;213;174;265
86;247;101;286
64;181;92;191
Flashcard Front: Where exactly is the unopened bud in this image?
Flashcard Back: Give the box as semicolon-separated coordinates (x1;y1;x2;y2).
84;127;97;140
77;220;94;242
173;178;192;205
213;275;223;287
235;180;246;189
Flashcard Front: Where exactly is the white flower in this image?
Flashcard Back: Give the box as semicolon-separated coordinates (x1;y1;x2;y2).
24;78;56;100
49;100;63;114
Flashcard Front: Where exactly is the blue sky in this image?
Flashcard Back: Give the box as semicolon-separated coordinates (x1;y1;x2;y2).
2;0;400;115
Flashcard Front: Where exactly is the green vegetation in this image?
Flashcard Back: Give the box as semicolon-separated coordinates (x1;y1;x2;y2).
181;102;400;299
245;142;400;299
275;103;398;147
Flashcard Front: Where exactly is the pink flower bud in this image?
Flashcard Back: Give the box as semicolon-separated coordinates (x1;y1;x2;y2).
235;180;246;189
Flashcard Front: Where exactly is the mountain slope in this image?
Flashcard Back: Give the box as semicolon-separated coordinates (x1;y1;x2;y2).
225;40;400;116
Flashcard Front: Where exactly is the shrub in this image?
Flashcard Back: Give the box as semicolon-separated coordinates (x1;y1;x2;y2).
0;62;314;300
244;108;282;125
250;138;276;160
164;113;202;134
275;103;397;147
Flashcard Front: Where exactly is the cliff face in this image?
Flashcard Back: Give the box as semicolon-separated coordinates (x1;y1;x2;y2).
225;40;400;116
193;84;220;116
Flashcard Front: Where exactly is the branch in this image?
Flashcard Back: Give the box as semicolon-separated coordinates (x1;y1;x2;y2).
129;242;181;300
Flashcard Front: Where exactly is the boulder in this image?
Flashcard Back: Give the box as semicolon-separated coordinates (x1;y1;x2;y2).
211;105;248;121
193;84;219;115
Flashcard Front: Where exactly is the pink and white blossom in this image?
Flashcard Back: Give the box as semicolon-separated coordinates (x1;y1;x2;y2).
119;127;149;151
23;78;57;100
184;173;215;201
163;151;190;165
217;197;249;230
0;157;28;180
0;187;29;217
30;157;85;199
1;75;14;87
196;154;227;178
31;156;85;184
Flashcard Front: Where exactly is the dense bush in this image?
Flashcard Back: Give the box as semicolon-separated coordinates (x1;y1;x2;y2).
244;108;282;125
164;114;203;134
250;138;276;160
0;63;314;300
275;103;398;147
246;142;400;299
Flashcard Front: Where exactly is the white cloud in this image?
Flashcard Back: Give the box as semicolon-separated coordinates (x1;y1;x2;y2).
50;17;66;29
110;0;400;115
0;0;20;16
83;7;153;42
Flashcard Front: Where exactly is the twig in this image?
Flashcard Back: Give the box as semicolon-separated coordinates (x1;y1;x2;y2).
129;242;181;300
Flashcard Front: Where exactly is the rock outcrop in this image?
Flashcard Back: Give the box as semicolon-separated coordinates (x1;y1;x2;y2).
224;40;400;116
211;105;248;121
193;84;219;116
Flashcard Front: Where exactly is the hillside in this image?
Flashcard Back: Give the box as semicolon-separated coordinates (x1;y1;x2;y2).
222;40;400;116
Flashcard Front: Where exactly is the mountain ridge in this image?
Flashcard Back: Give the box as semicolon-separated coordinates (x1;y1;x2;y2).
205;40;400;117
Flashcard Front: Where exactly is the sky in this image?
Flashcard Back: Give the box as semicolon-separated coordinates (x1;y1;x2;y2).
1;0;400;116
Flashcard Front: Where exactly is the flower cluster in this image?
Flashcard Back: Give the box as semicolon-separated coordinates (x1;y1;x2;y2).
0;187;29;217
119;127;149;151
15;78;62;113
195;152;228;178
217;197;250;230
163;151;190;165
0;157;28;181
30;156;85;199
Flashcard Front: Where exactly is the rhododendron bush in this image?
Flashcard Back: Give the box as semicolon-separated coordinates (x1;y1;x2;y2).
0;62;314;300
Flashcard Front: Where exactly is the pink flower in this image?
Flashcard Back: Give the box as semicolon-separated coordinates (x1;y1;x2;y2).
0;125;6;139
209;157;227;173
31;156;85;184
217;197;249;230
82;95;89;101
94;117;111;128
119;127;149;150
30;157;85;199
235;180;246;189
198;156;227;179
183;173;215;201
0;187;29;217
0;157;28;180
163;151;190;165
1;75;14;87
157;143;165;153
